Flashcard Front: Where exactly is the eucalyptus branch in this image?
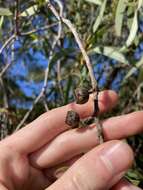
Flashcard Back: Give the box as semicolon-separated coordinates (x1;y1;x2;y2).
48;0;103;144
47;1;98;94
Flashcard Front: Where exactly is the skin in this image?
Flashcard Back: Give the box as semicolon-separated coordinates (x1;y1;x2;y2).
0;90;142;190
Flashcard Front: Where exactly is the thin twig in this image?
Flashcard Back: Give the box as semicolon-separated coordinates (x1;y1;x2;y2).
43;98;49;112
0;24;58;77
43;0;63;89
0;78;9;139
0;34;16;55
0;0;19;83
94;117;104;144
15;0;20;35
20;22;59;36
57;59;64;103
15;91;43;131
0;78;9;109
0;61;13;77
0;37;16;77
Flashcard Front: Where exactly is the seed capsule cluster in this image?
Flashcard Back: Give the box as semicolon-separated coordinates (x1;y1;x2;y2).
74;87;89;104
65;110;80;129
65;86;95;129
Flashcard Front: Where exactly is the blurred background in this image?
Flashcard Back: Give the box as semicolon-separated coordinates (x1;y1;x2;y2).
0;0;143;187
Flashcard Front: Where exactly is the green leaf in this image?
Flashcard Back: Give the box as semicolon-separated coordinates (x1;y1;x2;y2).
126;169;143;180
0;108;8;113
0;16;4;29
124;56;143;80
49;48;76;70
20;0;49;17
137;0;143;9
90;46;129;65
20;5;38;17
93;0;107;32
115;0;127;37
126;10;138;47
129;180;140;186
123;0;143;48
0;8;12;16
84;0;102;6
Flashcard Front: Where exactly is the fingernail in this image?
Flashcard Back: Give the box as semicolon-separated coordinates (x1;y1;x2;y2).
54;166;69;178
100;142;133;175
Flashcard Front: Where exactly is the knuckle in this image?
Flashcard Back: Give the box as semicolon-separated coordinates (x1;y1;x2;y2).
54;134;70;153
67;102;77;112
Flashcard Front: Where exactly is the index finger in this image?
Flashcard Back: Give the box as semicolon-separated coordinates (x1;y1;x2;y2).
1;90;118;155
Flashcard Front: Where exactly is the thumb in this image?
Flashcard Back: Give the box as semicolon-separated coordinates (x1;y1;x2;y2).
46;140;133;190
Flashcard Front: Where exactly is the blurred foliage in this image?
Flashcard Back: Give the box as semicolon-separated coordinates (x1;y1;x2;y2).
0;0;143;187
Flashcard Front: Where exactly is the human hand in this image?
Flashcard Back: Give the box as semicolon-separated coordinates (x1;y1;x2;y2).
0;90;142;190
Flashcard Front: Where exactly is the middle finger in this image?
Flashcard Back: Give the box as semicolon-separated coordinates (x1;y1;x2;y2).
30;111;143;169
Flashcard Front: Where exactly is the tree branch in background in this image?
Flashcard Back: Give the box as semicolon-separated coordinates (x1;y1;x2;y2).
0;0;20;55
0;78;9;139
0;34;16;55
0;22;59;77
0;78;9;109
15;1;64;131
0;59;14;78
15;0;20;35
0;0;20;138
43;98;49;111
20;22;59;36
57;59;65;103
0;0;20;74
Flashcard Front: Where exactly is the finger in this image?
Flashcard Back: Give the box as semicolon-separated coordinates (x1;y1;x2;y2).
103;111;143;140
30;111;142;169
46;141;133;190
111;178;142;190
1;90;118;154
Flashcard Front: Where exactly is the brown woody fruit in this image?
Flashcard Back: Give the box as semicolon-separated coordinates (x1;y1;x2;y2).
65;110;80;128
74;87;89;104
